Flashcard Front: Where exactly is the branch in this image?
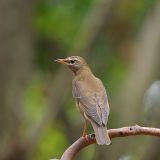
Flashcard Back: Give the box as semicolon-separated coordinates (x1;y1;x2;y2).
60;125;160;160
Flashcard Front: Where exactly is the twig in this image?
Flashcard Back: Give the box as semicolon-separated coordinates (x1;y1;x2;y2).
60;125;160;160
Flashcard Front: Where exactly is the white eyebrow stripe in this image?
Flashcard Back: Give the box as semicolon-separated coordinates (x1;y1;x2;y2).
67;57;78;61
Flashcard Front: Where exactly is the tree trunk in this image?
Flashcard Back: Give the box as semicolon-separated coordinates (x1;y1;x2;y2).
0;0;36;159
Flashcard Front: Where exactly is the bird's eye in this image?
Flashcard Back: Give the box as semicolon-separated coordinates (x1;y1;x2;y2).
70;60;75;64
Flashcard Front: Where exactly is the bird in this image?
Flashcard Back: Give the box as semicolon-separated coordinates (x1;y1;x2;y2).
55;56;111;145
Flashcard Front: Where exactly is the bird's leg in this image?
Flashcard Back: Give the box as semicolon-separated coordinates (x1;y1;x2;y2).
82;119;88;137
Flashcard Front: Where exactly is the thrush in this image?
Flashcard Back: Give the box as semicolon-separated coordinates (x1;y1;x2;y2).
55;56;111;145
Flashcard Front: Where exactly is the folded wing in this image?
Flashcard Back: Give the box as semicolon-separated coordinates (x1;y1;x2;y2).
72;79;110;126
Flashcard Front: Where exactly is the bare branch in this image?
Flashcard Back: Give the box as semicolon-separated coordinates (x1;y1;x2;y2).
60;125;160;160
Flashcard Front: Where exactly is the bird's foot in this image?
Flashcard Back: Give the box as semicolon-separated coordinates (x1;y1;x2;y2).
83;135;90;144
82;132;87;137
82;132;89;143
89;133;95;139
82;133;95;144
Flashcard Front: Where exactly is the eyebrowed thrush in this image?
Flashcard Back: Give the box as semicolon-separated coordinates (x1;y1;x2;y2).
55;56;111;145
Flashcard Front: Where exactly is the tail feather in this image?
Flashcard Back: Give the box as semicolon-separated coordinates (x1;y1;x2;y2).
91;121;111;145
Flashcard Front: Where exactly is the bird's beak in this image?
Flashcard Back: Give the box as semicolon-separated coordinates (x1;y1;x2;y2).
55;59;68;65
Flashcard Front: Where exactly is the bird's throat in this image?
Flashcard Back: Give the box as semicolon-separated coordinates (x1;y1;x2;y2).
72;66;91;76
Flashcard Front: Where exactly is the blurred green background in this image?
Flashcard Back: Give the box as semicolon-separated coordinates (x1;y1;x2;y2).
0;0;160;159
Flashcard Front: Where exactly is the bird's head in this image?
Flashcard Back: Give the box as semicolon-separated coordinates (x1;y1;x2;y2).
55;56;89;74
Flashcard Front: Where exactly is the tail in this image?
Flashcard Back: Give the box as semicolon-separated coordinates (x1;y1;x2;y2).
91;121;111;145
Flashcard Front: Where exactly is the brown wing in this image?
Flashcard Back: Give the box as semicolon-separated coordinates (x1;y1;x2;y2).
98;90;110;125
72;79;109;126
